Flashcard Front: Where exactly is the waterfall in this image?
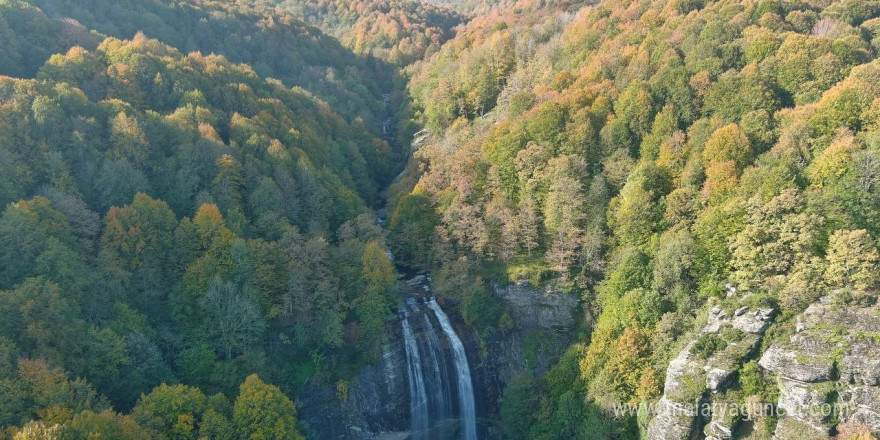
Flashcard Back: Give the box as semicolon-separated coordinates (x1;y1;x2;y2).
427;298;477;440
401;311;429;439
420;312;454;422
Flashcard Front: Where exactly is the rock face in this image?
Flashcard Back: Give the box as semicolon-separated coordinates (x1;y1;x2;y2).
759;297;880;440
298;340;410;440
646;302;775;440
493;281;580;329
487;282;580;386
297;279;580;440
648;295;880;440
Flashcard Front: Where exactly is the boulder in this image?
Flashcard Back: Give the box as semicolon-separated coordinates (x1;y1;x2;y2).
758;345;835;383
646;397;701;440
706;368;734;392
732;308;774;334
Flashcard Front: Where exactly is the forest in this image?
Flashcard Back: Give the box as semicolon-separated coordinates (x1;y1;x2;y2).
390;0;880;438
2;0;880;439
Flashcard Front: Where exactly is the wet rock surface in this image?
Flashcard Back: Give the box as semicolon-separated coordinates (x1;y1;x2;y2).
299;276;580;440
298;339;410;440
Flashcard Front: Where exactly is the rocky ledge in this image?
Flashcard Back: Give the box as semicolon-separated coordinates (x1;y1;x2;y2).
298;335;410;439
647;302;775;440
647;295;880;440
759;296;880;439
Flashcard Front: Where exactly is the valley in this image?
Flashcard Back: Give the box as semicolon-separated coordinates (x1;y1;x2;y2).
2;0;880;439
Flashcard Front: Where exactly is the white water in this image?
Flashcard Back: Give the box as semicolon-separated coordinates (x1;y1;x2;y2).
421;313;454;420
401;312;430;439
426;298;477;440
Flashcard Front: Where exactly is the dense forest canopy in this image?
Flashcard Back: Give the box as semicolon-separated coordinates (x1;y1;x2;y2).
388;0;880;438
4;0;880;438
20;0;397;126
259;0;463;66
0;0;406;438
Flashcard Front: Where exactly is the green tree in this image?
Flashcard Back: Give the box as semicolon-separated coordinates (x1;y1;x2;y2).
132;384;206;440
387;190;438;269
826;229;880;290
730;190;823;291
232;375;303;440
200;278;265;361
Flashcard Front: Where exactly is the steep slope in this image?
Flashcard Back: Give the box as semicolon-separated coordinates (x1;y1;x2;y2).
0;0;99;78
388;0;880;438
0;2;403;438
260;0;463;66
22;0;394;126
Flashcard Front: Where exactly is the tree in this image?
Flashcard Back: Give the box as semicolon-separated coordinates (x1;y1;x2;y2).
110;112;149;166
233;375;303;440
211;155;244;214
63;410;149;440
200;278;265;361
826;229;880;291
387;190;438;269
500;373;540;440
132;384;206;440
102;193;177;313
13;421;59;440
702;123;753;171
518;191;541;258
730;190;823;291
117;332;175;408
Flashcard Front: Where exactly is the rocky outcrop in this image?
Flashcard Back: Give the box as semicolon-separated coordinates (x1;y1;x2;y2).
492;281;579;329
759;296;880;440
298;335;410;439
486;282;580;387
646;302;775;440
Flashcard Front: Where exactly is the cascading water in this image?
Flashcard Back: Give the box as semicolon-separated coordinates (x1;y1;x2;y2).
419;310;454;424
399;294;478;440
401;310;430;440
426;298;477;440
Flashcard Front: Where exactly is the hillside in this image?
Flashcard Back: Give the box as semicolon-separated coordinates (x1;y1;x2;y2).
388;0;880;438
260;0;463;66
0;0;402;438
3;0;880;439
21;0;399;126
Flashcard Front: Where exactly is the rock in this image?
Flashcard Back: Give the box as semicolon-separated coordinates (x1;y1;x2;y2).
492;282;578;329
704;400;737;440
298;338;409;439
703;306;728;333
706;368;733;392
732;308;773;333
486;284;578;386
840;340;880;386
758;345;834;383
645;396;700;440
839;386;880;434
648;304;776;440
772;417;829;440
661;341;705;404
405;275;426;286
776;378;833;428
761;299;880;439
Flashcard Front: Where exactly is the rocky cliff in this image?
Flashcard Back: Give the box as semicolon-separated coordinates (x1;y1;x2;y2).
646;295;880;440
647;302;774;440
759;297;880;440
486;281;580;386
298;338;411;440
296;279;580;440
